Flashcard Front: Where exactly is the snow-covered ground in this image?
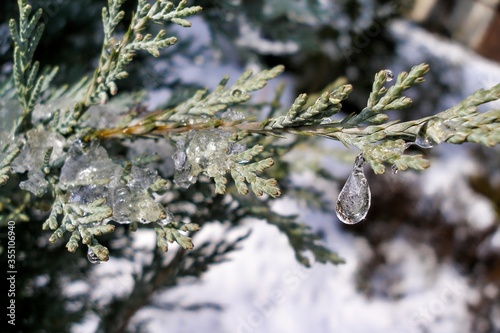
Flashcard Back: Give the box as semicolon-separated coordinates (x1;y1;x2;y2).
72;19;500;333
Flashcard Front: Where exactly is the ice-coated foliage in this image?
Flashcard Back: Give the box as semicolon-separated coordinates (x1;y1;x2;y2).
174;129;232;184
1;0;499;269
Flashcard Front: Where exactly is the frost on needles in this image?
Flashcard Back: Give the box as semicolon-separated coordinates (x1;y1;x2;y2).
1;0;499;264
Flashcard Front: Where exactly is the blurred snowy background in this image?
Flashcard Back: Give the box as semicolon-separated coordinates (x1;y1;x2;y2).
1;1;499;333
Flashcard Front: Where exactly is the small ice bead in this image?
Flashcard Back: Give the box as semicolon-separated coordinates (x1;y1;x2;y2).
384;69;394;82
391;164;399;174
87;247;102;264
335;167;371;224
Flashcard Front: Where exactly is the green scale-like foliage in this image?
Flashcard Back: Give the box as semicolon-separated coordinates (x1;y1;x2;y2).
0;0;499;268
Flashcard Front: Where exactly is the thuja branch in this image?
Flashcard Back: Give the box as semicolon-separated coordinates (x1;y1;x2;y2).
88;66;499;144
89;63;500;176
9;0;49;131
79;1;202;120
90;114;422;140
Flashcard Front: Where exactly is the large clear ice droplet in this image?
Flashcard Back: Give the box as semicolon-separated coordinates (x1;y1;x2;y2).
335;154;371;225
87;247;102;264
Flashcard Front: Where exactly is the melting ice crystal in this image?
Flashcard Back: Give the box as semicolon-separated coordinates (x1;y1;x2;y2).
61;142;167;224
173;129;233;188
335;154;371;225
112;185;165;223
13;129;65;196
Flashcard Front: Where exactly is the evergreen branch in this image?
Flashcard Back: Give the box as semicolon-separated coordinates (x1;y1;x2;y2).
170;135;281;198
4;0;499;271
0;143;24;186
87;65;284;140
343;63;430;127
43;193;114;261
125;31;178;57
362;139;430;174
264;83;352;129
9;0;47;129
268;214;345;267
102;0;127;42
169;65;284;119
0;193;30;225
151;0;202;26
90;64;499;178
228;146;280;196
154;220;200;252
51;103;84;135
87;237;112;262
430;83;500;147
83;0;202;107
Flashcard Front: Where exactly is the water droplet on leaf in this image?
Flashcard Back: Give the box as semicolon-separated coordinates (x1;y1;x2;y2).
415;119;440;148
335;154;371;225
384;69;394;82
87;247;102;264
231;89;242;97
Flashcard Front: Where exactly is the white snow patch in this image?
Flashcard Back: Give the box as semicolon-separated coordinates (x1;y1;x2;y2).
491;229;500;250
419;152;496;230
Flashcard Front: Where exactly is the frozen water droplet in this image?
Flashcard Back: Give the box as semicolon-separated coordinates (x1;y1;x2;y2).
404;142;414;150
391;164;399;174
60;142;121;186
68;184;108;204
195;156;209;169
114;186;131;202
112;186;133;222
384;69;394;82
231;89;242;97
87;247;102;264
128;166;160;190
174;163;197;188
415;117;458;149
335;154;371;225
157;210;174;227
19;170;49;197
112;186;165;223
415;119;440;148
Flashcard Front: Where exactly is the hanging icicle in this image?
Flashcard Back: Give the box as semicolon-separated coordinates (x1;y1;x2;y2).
335;154;371;224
